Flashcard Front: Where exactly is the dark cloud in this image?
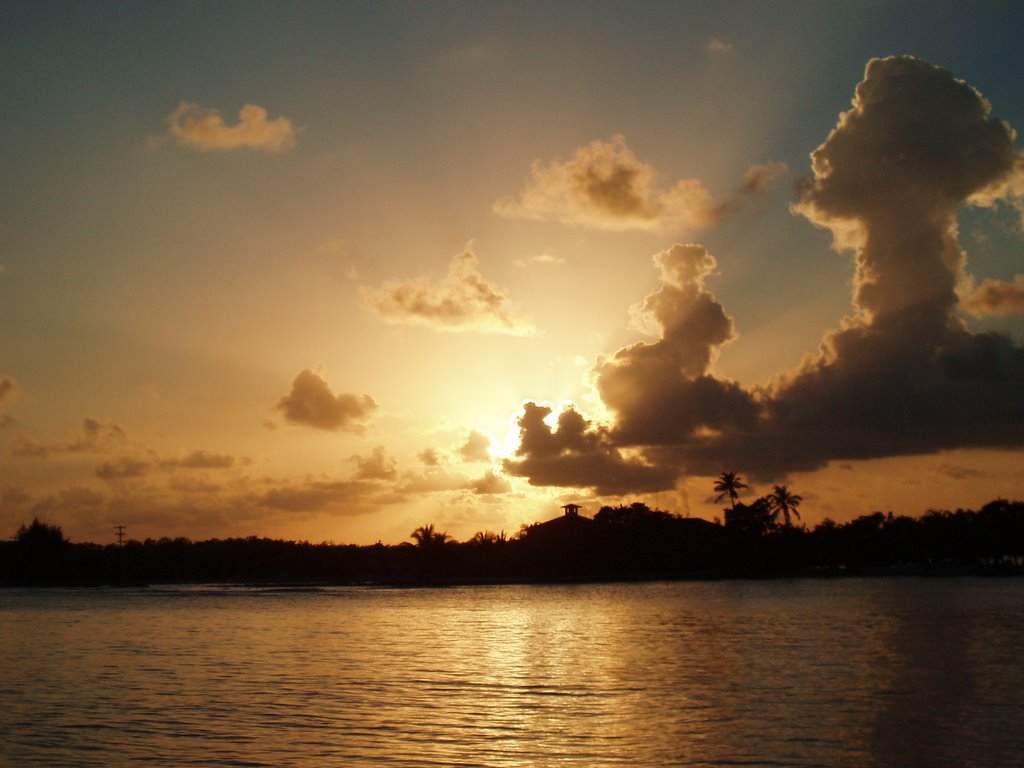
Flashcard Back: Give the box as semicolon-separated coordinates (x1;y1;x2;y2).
503;402;676;495
793;56;1017;322
594;244;758;450
755;56;1024;470
506;57;1024;493
363;250;537;335
276;369;377;433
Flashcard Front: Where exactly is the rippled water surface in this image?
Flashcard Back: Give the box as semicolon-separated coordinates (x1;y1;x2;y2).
2;579;1023;767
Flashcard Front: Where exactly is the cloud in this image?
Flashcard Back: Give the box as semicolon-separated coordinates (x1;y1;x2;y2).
458;430;492;462
494;135;717;232
96;457;150;480
740;161;790;196
706;37;734;53
0;375;16;404
395;468;473;495
256;479;374;513
495;136;789;232
276;369;378;433
0;375;16;427
167;450;236;470
351;446;398;480
157;101;296;152
757;55;1024;469
507;57;1024;492
960;274;1024;316
793;56;1017;321
418;448;444;466
12;418;129;458
363;250;537;335
30;487;107;518
513;252;565;267
502;402;676;495
594;244;757;451
936;463;987;480
968;155;1024;229
95;449;237;481
468;470;512;495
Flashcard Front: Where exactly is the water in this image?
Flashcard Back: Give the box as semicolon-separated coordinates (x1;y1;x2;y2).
1;579;1022;767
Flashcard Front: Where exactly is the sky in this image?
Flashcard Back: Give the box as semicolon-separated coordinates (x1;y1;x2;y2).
2;0;1024;546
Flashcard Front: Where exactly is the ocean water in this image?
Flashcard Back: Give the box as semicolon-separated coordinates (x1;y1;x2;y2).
1;578;1022;767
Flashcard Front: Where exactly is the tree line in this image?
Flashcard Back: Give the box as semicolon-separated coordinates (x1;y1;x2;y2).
2;480;1023;586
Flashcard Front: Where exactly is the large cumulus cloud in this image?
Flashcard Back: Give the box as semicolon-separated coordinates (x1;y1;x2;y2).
761;56;1024;468
505;56;1024;493
595;243;759;450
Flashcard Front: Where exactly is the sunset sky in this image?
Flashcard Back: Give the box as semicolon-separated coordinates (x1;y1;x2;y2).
2;1;1023;545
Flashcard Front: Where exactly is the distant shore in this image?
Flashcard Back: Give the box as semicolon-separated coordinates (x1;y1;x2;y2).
4;499;1022;587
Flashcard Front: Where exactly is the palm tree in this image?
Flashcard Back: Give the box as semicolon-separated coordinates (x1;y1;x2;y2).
410;524;450;549
713;471;749;510
768;484;802;528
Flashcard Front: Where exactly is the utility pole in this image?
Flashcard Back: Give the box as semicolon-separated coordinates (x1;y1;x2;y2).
115;525;126;547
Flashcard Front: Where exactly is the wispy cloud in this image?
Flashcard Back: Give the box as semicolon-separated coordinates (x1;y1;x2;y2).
960;274;1024;316
13;417;129;458
513;252;565;267
363;250;538;335
706;37;734;54
155;101;296;152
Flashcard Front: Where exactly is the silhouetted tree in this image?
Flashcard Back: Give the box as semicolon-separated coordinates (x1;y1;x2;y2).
16;518;66;547
410;524;450;548
768;485;802;528
724;497;774;537
469;530;507;545
714;471;749;510
12;518;68;583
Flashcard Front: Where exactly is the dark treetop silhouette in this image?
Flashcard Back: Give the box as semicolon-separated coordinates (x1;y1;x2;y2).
3;490;1023;585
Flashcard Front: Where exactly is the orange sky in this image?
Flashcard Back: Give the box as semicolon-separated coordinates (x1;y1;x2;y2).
2;3;1023;545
